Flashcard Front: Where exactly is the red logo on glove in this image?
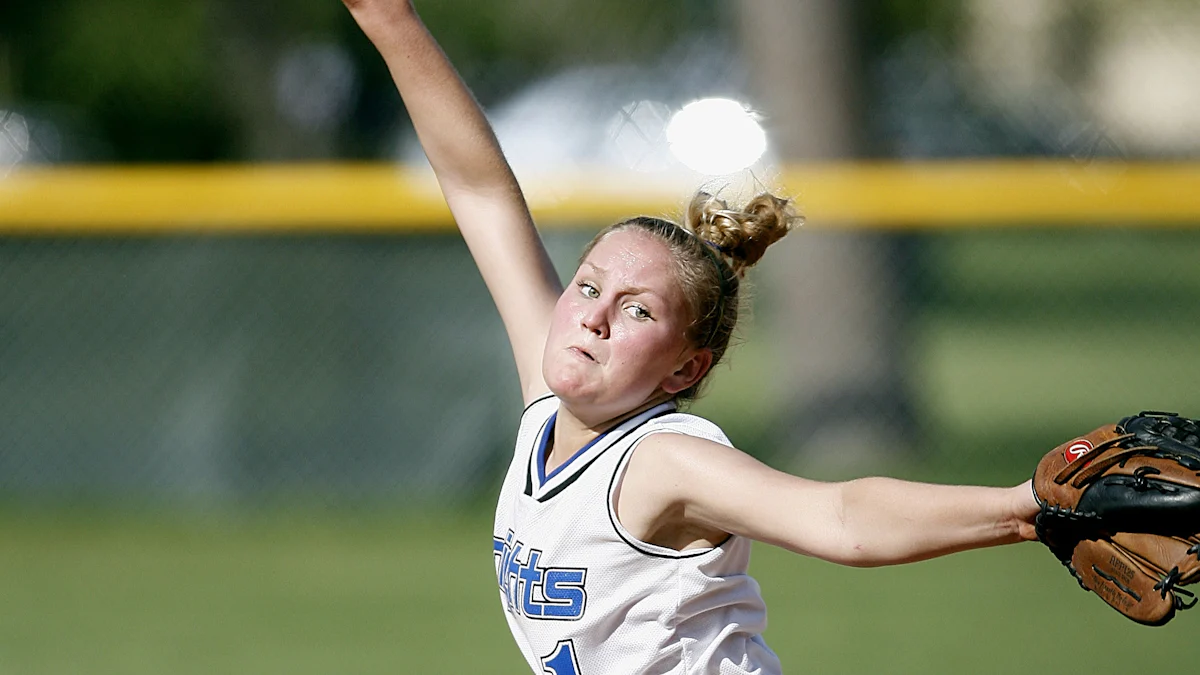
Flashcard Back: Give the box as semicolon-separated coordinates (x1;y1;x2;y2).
1064;439;1094;463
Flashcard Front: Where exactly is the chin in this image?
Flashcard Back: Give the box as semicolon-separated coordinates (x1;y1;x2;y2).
546;378;597;408
543;362;595;404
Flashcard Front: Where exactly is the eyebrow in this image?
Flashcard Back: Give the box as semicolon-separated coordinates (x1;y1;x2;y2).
580;262;659;299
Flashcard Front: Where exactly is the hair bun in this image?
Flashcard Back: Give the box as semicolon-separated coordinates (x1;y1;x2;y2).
685;191;800;277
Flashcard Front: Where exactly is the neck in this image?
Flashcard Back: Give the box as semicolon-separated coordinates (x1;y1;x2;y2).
547;394;673;469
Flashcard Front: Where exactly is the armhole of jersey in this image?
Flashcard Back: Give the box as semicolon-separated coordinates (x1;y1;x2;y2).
606;429;733;559
521;392;556;419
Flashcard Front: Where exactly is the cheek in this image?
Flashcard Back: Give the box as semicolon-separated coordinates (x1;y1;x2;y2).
611;325;677;367
609;319;642;345
549;294;578;332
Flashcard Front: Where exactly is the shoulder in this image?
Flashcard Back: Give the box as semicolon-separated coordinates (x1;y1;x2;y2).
637;410;733;448
624;414;748;507
614;413;746;549
627;413;797;516
632;426;744;480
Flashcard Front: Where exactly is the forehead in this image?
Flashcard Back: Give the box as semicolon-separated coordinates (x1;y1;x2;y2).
580;229;679;288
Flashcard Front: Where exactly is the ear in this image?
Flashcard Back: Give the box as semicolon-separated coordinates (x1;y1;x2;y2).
661;348;714;395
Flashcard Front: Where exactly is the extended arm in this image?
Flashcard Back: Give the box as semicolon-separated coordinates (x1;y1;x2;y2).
343;0;562;403
619;434;1039;567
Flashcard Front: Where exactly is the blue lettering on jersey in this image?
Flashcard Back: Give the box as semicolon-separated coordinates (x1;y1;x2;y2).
493;530;587;621
540;640;581;675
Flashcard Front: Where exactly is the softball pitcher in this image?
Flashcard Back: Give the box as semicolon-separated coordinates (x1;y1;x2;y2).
341;2;1042;672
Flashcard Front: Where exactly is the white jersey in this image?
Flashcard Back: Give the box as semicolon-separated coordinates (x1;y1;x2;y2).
493;394;781;675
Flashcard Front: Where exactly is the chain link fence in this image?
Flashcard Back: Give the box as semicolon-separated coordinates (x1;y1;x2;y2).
1;224;1197;504
0;235;522;503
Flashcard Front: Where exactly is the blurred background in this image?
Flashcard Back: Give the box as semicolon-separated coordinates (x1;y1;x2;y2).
1;1;1199;673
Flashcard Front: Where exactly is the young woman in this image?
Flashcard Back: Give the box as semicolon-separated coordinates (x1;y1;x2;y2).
341;2;1042;673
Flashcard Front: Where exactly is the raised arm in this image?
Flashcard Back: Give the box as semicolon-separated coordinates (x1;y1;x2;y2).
343;0;562;403
618;434;1040;567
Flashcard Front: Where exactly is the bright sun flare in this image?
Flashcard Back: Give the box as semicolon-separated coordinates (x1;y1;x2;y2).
666;98;768;175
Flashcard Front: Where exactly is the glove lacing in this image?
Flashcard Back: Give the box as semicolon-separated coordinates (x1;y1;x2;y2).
1154;567;1198;611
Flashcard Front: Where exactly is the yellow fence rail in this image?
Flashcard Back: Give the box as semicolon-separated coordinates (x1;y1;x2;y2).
1;162;1198;234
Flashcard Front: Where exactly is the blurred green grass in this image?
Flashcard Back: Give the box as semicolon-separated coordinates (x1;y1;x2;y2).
1;509;1197;675
0;510;520;674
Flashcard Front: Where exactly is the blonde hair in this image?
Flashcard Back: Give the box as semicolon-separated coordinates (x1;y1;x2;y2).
579;190;800;403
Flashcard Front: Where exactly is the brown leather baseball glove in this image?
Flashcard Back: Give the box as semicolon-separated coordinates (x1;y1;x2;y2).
1033;411;1200;625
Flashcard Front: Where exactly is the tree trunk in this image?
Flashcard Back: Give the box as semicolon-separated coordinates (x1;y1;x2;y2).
735;0;912;472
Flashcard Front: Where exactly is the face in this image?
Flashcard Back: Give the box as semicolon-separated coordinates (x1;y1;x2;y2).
542;228;711;425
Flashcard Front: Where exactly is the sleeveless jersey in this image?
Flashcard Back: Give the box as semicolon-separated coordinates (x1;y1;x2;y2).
493;394;782;675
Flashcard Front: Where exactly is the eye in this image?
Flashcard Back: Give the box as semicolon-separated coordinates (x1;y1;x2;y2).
576;281;600;299
625;304;652;320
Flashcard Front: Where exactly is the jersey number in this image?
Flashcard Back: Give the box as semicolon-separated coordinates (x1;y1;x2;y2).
540;640;580;675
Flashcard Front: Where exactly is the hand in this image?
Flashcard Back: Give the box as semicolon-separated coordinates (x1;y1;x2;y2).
1009;479;1039;542
341;0;412;11
340;0;417;41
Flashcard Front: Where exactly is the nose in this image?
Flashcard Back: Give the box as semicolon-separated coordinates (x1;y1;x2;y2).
580;302;609;339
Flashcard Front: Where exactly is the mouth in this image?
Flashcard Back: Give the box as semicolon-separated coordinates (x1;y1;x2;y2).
569;346;596;362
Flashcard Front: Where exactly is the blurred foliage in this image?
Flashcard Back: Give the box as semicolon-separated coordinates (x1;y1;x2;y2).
861;0;961;50
4;1;1190;162
1;1;235;161
0;0;722;162
418;0;722;92
0;0;975;163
